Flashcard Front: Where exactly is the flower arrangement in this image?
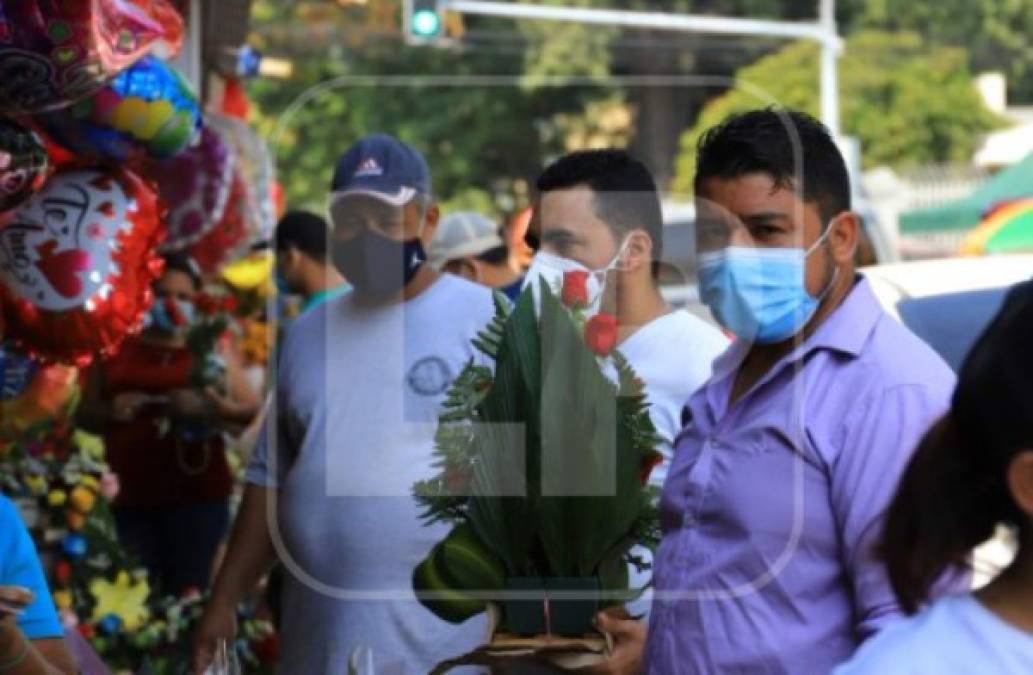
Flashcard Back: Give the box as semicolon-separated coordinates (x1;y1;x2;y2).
0;379;277;674
413;272;663;654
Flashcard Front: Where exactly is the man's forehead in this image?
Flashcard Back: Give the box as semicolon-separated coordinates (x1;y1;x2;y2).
696;173;800;215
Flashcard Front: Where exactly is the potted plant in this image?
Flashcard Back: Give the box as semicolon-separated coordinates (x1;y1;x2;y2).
413;273;662;669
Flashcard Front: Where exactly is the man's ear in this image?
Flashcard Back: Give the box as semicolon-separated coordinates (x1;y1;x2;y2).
828;211;860;266
622;229;654;275
421;202;440;246
1007;450;1033;520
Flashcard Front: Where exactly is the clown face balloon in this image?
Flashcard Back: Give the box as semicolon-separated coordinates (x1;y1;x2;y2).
0;167;163;365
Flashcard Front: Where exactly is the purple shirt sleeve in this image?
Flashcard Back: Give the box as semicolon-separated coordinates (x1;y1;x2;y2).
831;383;952;640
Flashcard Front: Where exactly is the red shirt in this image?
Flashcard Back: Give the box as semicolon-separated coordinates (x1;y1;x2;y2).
101;339;232;506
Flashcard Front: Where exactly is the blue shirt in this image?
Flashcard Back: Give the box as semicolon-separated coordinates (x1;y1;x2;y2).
835;594;1033;674
645;278;959;674
0;496;63;639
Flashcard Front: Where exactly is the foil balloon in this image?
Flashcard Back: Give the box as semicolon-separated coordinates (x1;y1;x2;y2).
0;0;184;115
187;171;249;275
40;54;201;163
153;124;235;252
0;118;49;214
0;167;164;365
207;113;275;245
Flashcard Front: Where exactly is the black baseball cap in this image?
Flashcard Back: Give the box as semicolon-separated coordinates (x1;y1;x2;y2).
329;134;431;207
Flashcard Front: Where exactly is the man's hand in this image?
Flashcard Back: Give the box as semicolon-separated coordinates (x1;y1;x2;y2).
583;607;647;675
193;599;237;675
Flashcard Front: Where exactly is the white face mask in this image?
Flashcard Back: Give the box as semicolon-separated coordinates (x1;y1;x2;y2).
521;240;628;317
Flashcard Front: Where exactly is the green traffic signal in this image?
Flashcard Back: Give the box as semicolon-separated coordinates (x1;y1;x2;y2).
412;8;442;37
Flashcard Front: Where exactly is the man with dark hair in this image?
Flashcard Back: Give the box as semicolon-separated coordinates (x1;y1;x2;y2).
615;109;958;673
273;210;349;312
427;210;525;300
529;149;728;658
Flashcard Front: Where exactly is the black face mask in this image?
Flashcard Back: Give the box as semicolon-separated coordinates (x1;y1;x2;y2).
331;228;426;297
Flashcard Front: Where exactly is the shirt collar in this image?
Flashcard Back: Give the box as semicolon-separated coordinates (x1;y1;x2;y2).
709;275;883;384
303;283;352;312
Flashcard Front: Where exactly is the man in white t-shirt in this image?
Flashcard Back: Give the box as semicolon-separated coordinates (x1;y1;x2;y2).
194;135;496;674
528;149;728;649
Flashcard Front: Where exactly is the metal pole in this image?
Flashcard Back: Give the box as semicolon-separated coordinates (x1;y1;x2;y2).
818;0;841;138
443;0;840;45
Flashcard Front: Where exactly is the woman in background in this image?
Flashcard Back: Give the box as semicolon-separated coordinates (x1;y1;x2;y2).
79;253;260;594
835;280;1033;673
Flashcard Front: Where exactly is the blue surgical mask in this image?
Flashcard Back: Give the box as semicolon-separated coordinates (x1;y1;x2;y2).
145;296;196;334
698;230;835;344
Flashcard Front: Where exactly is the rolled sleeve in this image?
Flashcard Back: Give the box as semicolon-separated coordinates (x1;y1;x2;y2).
1;499;63;639
831;383;953;640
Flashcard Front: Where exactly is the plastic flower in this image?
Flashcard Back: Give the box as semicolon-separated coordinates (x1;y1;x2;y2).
584;313;619;356
48;489;67;507
561;270;590;308
53;590;73;610
100;472;120;500
69;486;95;514
639;450;665;486
90;571;150;632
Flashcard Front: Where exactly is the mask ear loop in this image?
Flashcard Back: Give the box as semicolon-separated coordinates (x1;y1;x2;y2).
808;216;853;302
589;236;632;312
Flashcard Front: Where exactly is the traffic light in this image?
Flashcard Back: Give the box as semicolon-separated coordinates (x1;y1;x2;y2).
405;0;442;41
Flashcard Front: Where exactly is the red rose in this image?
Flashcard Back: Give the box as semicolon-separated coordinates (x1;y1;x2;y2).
561;270;590;308
221;295;240;313
584;313;618;356
639;451;664;486
55;561;72;584
195;293;219;316
252;632;282;663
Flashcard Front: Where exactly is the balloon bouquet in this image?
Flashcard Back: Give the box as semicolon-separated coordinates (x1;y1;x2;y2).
0;3;280;672
0;0;260;367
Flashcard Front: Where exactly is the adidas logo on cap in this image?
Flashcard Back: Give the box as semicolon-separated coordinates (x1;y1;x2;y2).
354;157;384;178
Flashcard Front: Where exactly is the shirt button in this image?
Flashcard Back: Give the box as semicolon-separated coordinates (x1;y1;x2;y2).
684;512;697;528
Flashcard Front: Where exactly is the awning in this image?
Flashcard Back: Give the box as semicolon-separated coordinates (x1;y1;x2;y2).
899;152;1033;233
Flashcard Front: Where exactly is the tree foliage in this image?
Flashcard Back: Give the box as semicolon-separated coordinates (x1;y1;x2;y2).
671;30;1003;194
848;0;1033;105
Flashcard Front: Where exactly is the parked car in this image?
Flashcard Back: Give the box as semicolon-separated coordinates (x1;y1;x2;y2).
862;254;1033;371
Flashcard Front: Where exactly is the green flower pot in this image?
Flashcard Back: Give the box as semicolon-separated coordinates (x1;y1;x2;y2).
503;576;600;637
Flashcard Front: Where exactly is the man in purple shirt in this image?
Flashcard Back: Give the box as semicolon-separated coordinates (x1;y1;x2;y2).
595;110;957;674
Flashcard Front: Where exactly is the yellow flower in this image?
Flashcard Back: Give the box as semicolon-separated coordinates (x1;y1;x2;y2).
90;572;150;631
24;474;47;496
79;475;100;491
53;590;73;610
48;489;68;507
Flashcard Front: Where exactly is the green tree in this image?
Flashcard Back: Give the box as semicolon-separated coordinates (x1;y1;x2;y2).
248;0;621;214
847;0;1033;105
671;30;1003;194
